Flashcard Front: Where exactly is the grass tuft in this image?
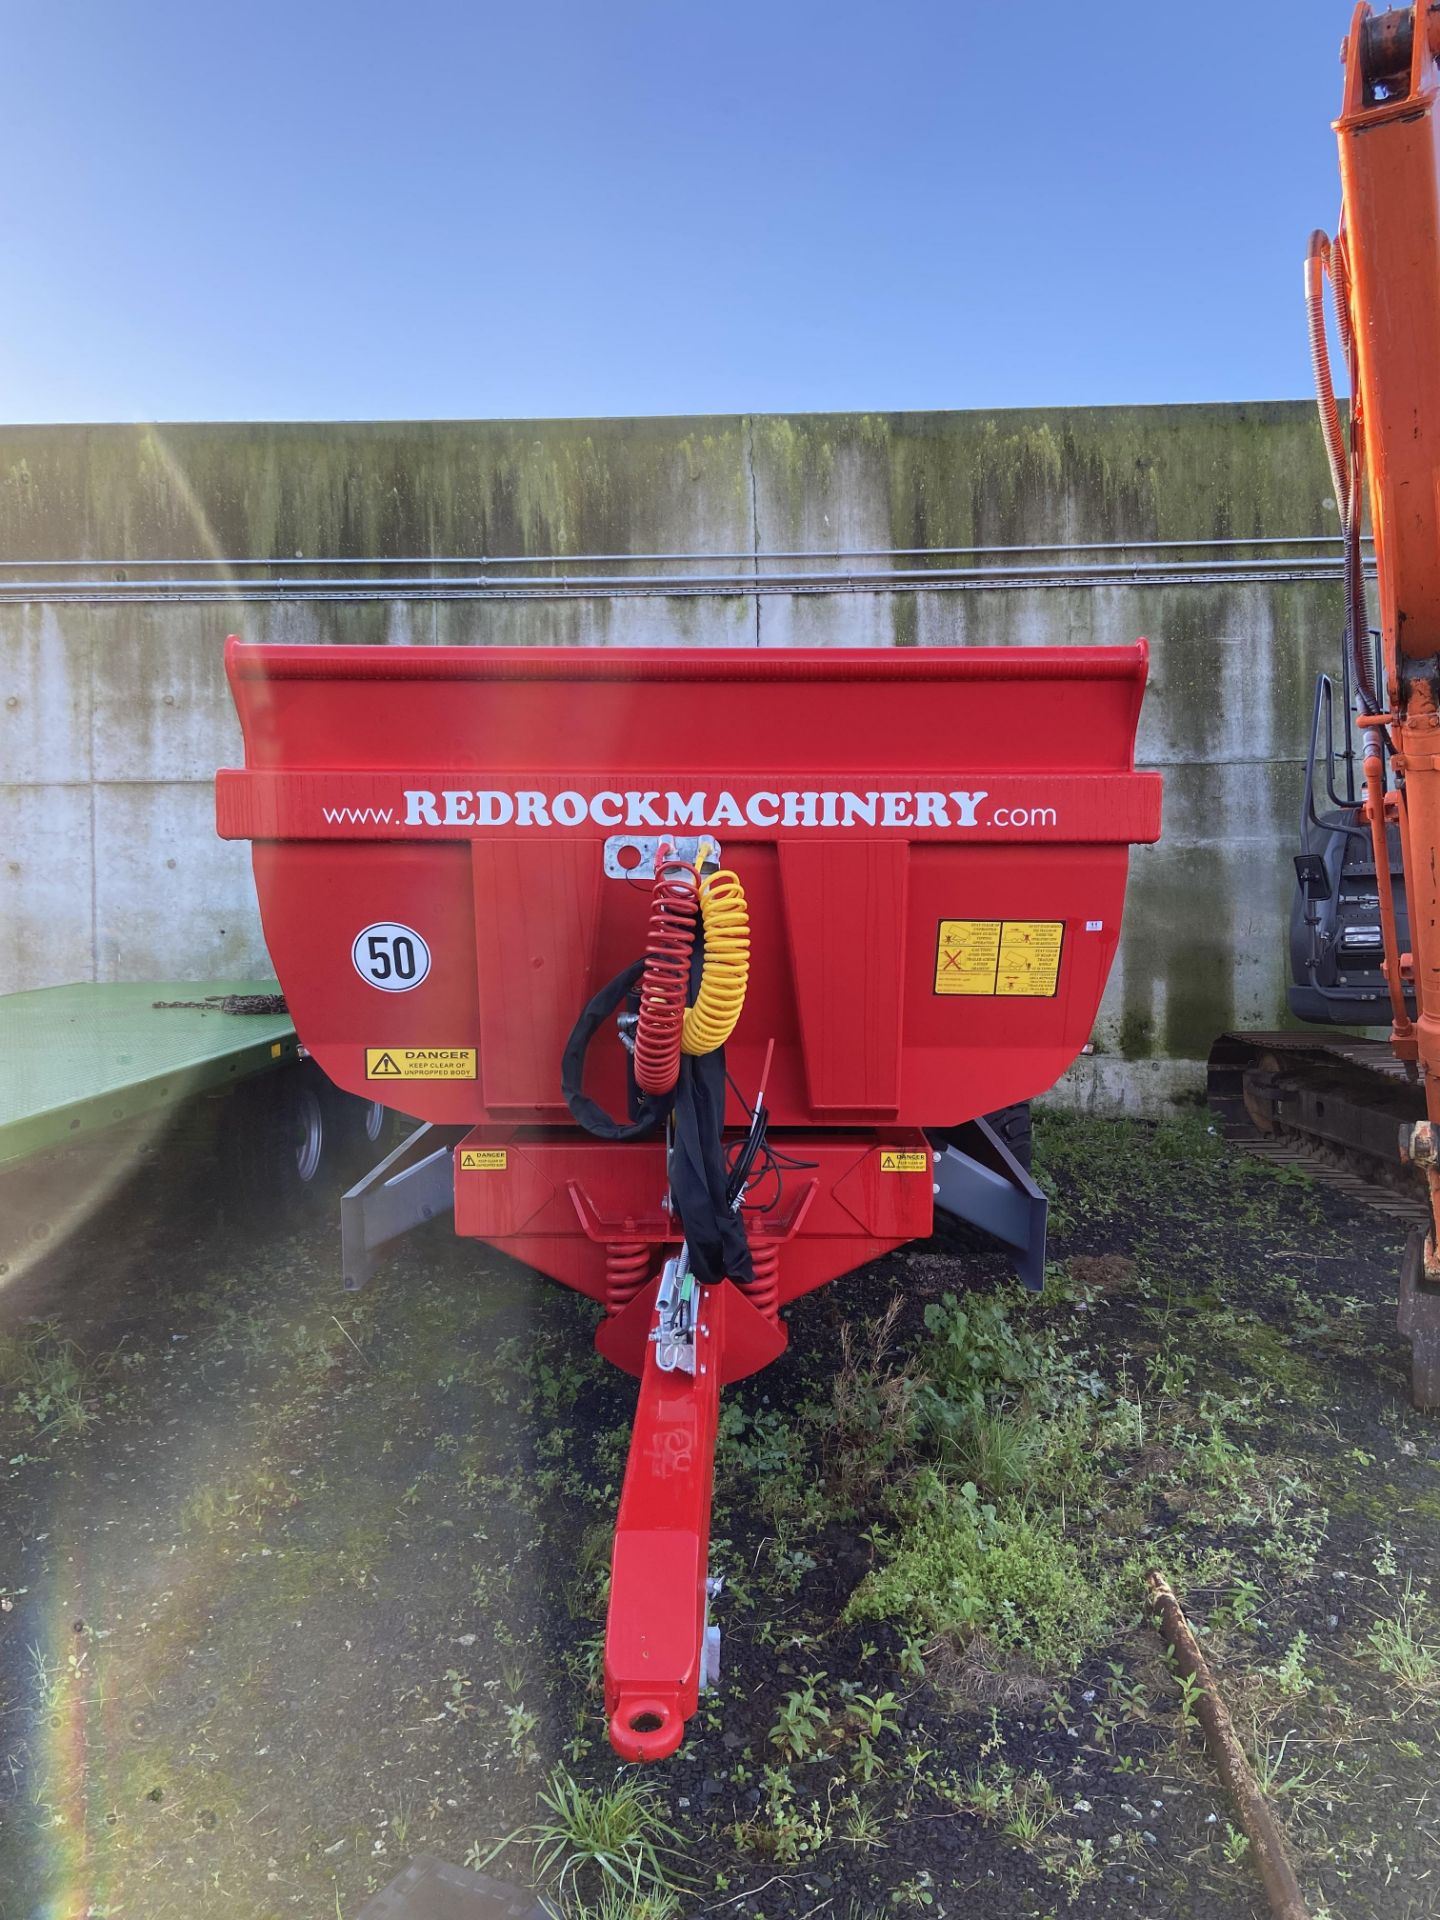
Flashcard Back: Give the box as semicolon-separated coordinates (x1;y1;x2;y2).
471;1766;690;1906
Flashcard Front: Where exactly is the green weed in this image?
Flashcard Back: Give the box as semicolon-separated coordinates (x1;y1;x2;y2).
1364;1581;1440;1699
847;1471;1110;1674
731;1766;832;1864
770;1678;832;1761
3;1325;98;1437
844;1689;902;1741
1268;1631;1315;1698
840;1792;887;1850
818;1299;918;1512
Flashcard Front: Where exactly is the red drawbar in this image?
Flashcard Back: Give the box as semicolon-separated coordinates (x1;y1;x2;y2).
606;1286;725;1763
217;640;1161;1759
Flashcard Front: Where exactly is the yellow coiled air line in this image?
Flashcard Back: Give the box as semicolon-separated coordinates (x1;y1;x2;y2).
680;866;750;1056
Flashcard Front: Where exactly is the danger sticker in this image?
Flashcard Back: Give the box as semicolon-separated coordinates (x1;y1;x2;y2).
934;920;1002;995
460;1149;507;1171
366;1047;476;1080
935;920;1064;998
879;1150;928;1173
997;921;1064;997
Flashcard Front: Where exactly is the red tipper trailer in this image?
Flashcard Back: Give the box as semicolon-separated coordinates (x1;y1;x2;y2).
217;639;1161;1760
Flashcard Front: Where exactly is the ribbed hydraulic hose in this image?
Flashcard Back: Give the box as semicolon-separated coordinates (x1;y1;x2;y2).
1306;231;1350;526
1331;224;1353;362
1306;231;1400;1041
1306;227;1378;710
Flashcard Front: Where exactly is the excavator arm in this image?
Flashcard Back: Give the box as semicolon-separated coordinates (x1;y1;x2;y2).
1209;5;1440;1409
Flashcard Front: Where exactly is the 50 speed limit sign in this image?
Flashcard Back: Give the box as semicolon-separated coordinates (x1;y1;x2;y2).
352;922;431;992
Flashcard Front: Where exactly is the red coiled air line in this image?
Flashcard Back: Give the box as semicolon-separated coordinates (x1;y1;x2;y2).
633;855;701;1095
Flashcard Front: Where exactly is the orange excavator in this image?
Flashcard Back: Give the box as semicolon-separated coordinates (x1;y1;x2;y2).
1210;2;1440;1407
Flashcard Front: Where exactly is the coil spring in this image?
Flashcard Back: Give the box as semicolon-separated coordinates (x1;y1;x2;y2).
740;1237;780;1321
605;1241;651;1316
633;857;701;1096
682;869;750;1058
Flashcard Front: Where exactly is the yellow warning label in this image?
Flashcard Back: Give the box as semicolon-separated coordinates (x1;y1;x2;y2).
269;1042;283;1059
935;920;1064;997
366;1047;477;1080
460;1149;508;1171
996;921;1064;997
935;920;1002;995
880;1149;928;1173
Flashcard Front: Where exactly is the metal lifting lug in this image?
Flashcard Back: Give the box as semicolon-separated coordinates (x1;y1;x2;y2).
603;834;723;881
1403;1120;1438;1168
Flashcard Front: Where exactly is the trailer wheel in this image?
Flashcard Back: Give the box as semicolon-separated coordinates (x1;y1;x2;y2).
223;1061;337;1224
983;1102;1033;1171
322;1081;397;1183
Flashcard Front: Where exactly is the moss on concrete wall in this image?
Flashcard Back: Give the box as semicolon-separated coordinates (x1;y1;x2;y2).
0;404;1334;567
0;418;756;563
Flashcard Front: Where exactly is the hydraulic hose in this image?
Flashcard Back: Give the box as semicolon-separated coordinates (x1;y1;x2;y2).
1306;228;1378;710
1306;231;1350;526
1331;225;1353;362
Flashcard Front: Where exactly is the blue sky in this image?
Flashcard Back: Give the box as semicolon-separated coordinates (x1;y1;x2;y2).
2;2;1345;422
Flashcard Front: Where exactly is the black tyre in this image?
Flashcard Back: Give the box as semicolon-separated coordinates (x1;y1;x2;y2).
925;1101;1033;1172
984;1101;1033;1171
222;1060;336;1225
322;1080;396;1185
923;1101;1035;1264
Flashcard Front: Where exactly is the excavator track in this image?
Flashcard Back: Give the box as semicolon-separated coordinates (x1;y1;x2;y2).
1208;1031;1428;1223
1228;1127;1429;1221
1209;1030;1440;1408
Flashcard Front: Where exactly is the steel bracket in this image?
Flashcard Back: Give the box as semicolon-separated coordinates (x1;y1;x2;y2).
341;1122;457;1292
933;1114;1049;1291
603;834;720;880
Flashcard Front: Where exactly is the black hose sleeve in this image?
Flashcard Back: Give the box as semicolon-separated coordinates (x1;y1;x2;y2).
669;1045;755;1290
561;952;754;1292
561;959;672;1140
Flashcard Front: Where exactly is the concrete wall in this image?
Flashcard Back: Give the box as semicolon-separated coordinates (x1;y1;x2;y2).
0;406;1345;1109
